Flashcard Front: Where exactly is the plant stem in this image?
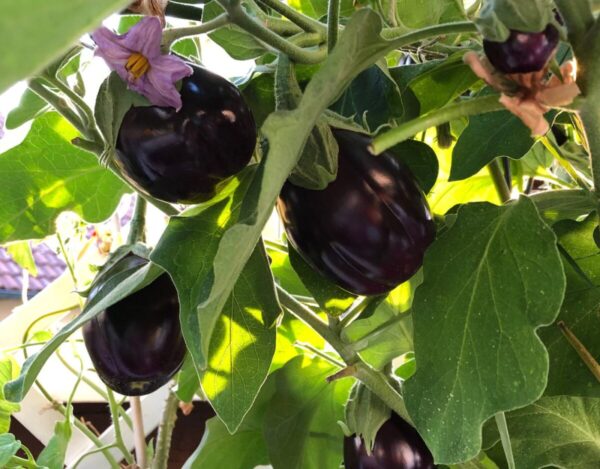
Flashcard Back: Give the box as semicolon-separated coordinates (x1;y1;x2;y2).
151;390;180;469
488;160;512;204
327;0;341;52
369;95;504;155
72;444;119;469
225;3;326;63
162;13;230;49
107;388;135;464
277;285;356;363
28;79;90;138
8;456;39;469
540;135;591;189
264;16;304;36
557;321;600;382
257;0;327;35
131;396;147;469
380;20;477;41
338;296;378;329
294;341;345;368
495;412;516;469
127;195;148;245
164;1;203;21
555;0;595;49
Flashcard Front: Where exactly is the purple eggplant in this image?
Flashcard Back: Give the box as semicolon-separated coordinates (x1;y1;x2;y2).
277;129;436;296
116;64;256;204
83;255;185;396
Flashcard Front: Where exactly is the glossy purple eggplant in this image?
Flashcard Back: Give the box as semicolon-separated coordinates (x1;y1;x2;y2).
116;64;256;204
277;129;436;296
83;255;185;396
344;413;435;469
483;24;559;74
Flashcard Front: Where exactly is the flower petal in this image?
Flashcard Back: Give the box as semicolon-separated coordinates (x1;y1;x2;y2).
92;27;131;65
122;16;163;60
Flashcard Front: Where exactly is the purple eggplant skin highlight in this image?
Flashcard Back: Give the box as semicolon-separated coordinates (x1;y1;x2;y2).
83;255;185;396
277;129;436;296
116;64;257;204
344;413;435;469
483;23;560;74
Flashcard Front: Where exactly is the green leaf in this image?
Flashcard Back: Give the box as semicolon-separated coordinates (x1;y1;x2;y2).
0;0;131;93
451;110;534;181
288;0;355;19
264;356;352;469
541;216;600;397
342;292;414;370
5;89;50;130
200;245;278;432
0;434;21;467
0;357;20;434
194;9;411;368
5;241;37;276
175;356;200;403
497;396;600;468
404;197;566;464
331;65;404;130
203;2;266;60
37;418;71;469
531;190;597;224
0;113;127;243
395;0;465;28
409;52;479;114
171;38;201;63
345;383;391;452
289;246;355;317
387;139;439;194
241;73;275;129
268;248;311;297
5;260;163;402
95;72;149;150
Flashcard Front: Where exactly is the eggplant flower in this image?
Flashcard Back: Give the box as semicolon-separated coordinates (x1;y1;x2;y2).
92;16;192;111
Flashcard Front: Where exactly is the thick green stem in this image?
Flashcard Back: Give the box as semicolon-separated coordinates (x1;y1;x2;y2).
226;4;326;63
555;0;595;49
327;0;341;52
370;95;504;155
151;390;180;469
127;196;148;245
495;412;516;469
381;20;477;41
488;160;512;204
257;0;327;35
8;456;39;469
264;16;304;36
162;13;230;49
106;388;135;464
28;79;90;138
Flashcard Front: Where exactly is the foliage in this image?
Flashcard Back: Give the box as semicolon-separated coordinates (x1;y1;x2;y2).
1;0;599;468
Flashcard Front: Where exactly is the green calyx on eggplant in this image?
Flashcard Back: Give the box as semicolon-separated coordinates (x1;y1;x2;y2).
83;254;185;396
116;64;257;204
344;412;435;469
277;129;436;296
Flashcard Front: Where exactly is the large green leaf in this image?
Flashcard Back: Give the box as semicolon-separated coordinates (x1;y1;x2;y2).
0;434;21;467
200;245;278;432
0;113;127;243
288;0;355;19
264;356;352;469
451;110;534;181
0;358;20;434
542;216;600;397
404;197;566;464
0;0;130;93
5;89;49;130
395;0;465;28
531;190;598;225
497;396;600;468
193;8;427;368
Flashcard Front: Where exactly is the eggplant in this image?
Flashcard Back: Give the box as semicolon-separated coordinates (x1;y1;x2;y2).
116;64;257;204
83;255;185;396
277;129;436;296
344;412;435;469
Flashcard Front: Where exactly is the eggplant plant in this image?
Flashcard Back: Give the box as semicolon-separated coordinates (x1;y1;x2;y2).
0;0;599;468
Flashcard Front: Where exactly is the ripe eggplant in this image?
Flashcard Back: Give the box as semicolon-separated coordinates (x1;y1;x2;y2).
83;255;185;396
344;412;435;469
116;64;257;204
277;129;436;296
483;24;559;74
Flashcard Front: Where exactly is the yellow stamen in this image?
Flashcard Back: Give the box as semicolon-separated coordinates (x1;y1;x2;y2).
126;52;150;80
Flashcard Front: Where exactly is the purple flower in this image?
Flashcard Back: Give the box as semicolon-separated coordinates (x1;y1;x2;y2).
0;112;5;140
92;17;192;111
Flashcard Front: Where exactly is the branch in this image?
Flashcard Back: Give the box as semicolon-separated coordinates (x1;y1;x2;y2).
257;0;327;35
327;0;341;52
488;160;512;203
162;13;230;49
370;95;504;155
151;390;179;469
